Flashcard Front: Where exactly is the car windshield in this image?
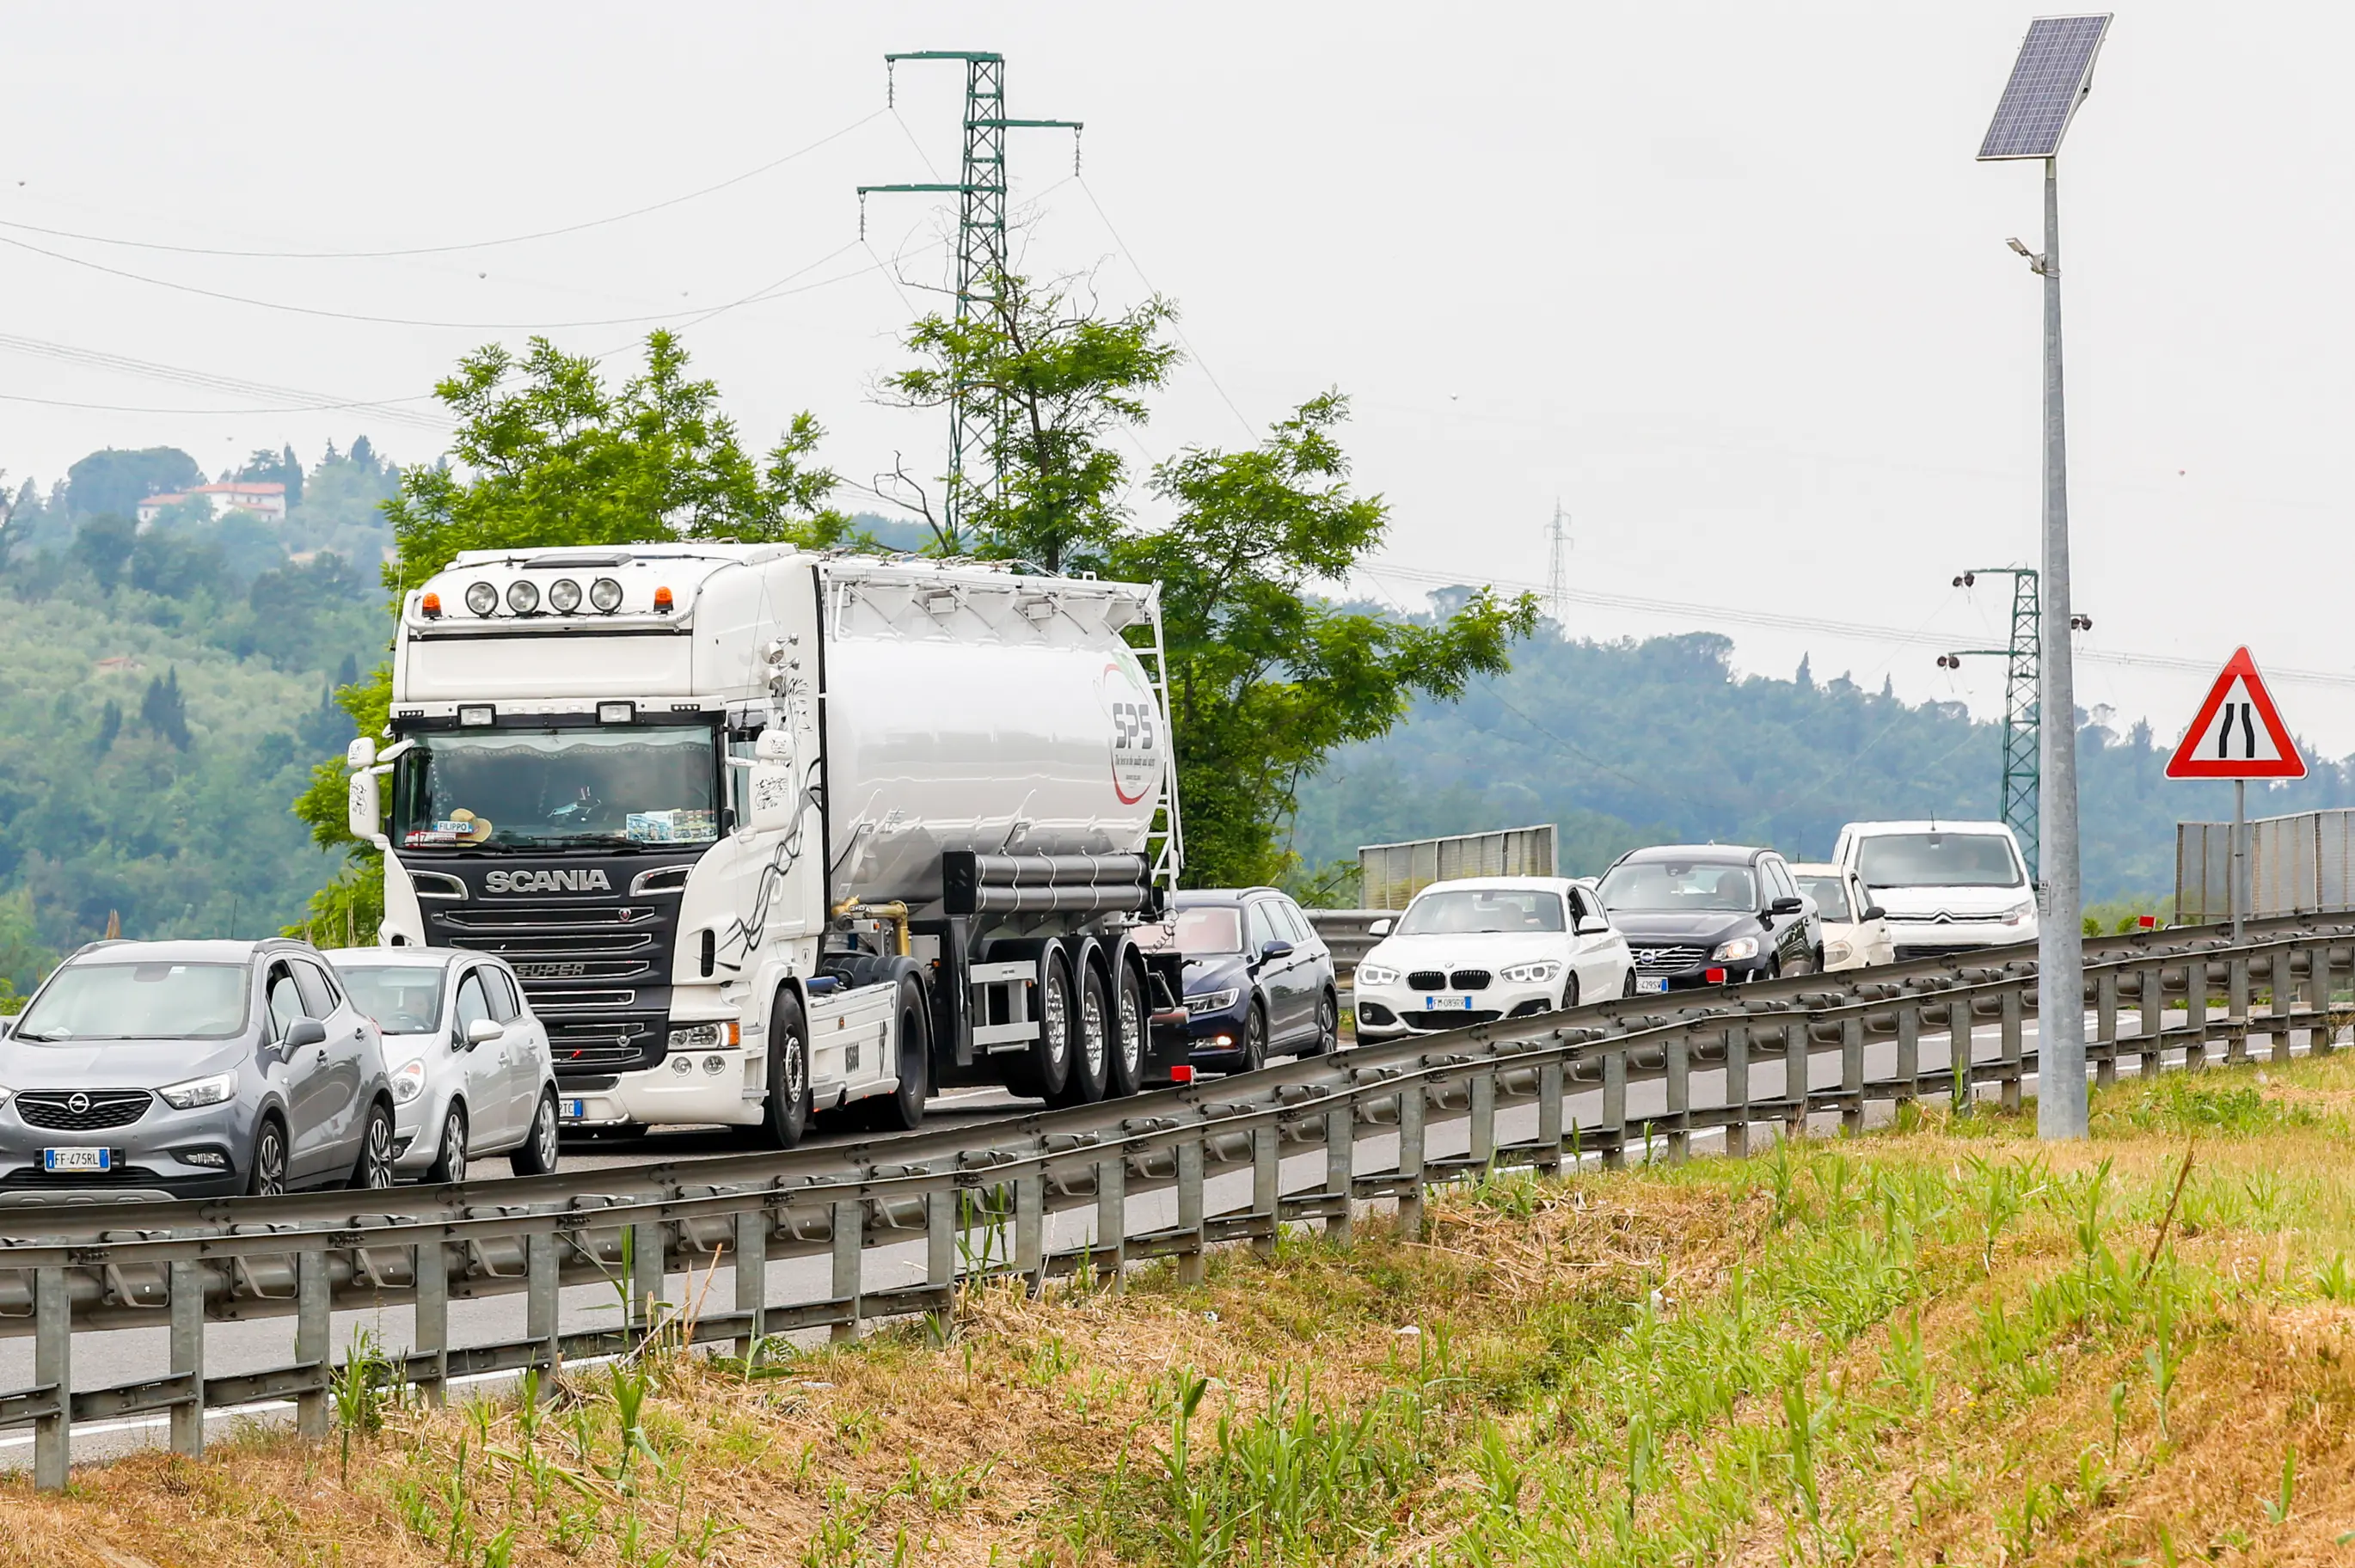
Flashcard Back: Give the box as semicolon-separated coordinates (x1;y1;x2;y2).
1598;861;1757;913
12;961;250;1042
1797;876;1852;922
1132;907;1245;957
392;726;721;849
337;965;448;1033
1856;833;2022;889
1395;889;1566;935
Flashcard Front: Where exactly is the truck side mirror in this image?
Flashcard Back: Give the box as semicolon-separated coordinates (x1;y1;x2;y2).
346;737;377;770
747;763;798;834
347;770;381;842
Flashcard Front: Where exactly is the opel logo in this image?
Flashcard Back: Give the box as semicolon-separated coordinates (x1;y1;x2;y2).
67;1093;90;1115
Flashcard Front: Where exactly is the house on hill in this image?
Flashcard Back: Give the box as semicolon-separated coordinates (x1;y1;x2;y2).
134;481;287;525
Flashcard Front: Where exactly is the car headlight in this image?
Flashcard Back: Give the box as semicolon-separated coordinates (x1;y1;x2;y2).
1825;940;1852;965
2002;899;2035;925
1355;964;1400;988
1498;960;1561;984
1712;936;1761;963
158;1071;238;1111
1185;988;1241;1012
389;1059;428;1105
0;1084;12;1111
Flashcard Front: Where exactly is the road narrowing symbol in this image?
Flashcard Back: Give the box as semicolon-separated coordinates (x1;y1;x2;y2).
2162;646;2305;781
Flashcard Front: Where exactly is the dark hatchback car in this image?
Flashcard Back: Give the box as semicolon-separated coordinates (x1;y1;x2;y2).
1596;845;1823;995
1138;889;1340;1074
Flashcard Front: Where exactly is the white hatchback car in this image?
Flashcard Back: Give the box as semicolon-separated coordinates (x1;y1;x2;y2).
1789;862;1895;971
326;948;561;1184
1352;877;1633;1040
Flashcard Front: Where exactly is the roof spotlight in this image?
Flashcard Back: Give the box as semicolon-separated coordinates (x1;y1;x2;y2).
589;577;624;613
506;579;540;615
548;578;583;614
464;581;499;616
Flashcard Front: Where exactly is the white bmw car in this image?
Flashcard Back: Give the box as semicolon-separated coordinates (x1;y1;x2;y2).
1352;877;1634;1040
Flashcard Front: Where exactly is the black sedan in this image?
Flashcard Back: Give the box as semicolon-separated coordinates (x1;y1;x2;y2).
1135;888;1340;1074
1594;844;1823;995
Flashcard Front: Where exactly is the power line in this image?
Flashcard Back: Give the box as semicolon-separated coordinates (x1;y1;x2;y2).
1076;176;1257;441
0;330;454;432
0;111;888;260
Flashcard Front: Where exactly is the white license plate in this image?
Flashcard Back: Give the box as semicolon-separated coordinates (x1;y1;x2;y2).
42;1148;112;1173
561;1099;587;1122
1635;976;1671;995
1420;995;1476;1011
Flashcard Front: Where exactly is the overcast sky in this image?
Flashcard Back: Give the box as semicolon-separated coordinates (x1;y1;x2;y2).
6;3;2353;759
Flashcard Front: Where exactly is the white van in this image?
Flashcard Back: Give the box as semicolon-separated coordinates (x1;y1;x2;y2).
1831;820;2036;960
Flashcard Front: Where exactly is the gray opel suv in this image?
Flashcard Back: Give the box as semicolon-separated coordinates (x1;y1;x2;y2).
0;938;396;1201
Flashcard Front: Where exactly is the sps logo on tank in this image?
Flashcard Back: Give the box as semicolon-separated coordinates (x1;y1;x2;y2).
1099;660;1164;806
484;869;612;894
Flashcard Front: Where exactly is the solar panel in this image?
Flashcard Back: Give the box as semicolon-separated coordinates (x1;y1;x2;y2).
1977;14;2112;160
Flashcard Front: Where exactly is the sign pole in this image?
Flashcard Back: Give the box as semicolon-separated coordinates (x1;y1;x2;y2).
2233;777;2246;941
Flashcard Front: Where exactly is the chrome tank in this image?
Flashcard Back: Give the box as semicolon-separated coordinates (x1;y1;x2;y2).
817;562;1168;911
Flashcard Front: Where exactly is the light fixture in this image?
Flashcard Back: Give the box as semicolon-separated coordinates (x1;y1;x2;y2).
506;579;540;615
548;578;583;614
589;577;624;613
464;581;499;616
598;701;635;725
458;705;495;727
420;591;443;619
653;586;674;614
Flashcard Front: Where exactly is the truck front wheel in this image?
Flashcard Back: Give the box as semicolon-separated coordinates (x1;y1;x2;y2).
752;990;813;1148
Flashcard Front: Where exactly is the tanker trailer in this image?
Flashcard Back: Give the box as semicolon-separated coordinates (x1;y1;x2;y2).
343;544;1188;1145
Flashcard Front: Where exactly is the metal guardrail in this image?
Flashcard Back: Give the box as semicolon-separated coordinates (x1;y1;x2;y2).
1305;908;1389;982
1358;824;1557;910
3;912;2351;1489
2177;811;2355;925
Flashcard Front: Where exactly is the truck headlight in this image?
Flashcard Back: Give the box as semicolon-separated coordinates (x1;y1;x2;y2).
389;1059;428;1105
1712;936;1761;963
158;1072;238;1111
1355;964;1399;987
1185;988;1240;1012
666;1021;738;1052
1498;960;1561;984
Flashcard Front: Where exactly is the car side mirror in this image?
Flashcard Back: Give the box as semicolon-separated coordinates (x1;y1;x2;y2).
1258;940;1295;964
1368;918;1392;937
1863;904;1888;922
465;1018;505;1048
1575;916;1611;936
285;1018;328;1050
1768;896;1805;916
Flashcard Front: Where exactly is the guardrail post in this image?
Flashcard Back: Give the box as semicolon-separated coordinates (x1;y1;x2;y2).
1782;1020;1807;1142
1894;1005;1919;1108
2267;948;2295;1063
1537;1060;1566;1174
2138;964;2163;1079
527;1232;561;1382
2227;955;2251;1065
296;1247;329;1442
1175;1139;1206;1287
1600;1050;1628;1168
415;1238;448;1406
1397;1079;1427;1240
1948;999;1974;1112
1094;1156;1127;1285
1665;1034;1690;1164
2315;945;2340;1055
2094;970;2119;1088
734;1209;770;1356
1326;1104;1354;1245
1251;1124;1279;1259
1999;989;2023;1113
832;1199;865;1339
1469;1069;1496;1170
1839;1016;1864;1136
632;1221;665;1337
1724;1025;1750;1158
169;1259;205;1458
2185;959;2208;1070
34;1265;69;1491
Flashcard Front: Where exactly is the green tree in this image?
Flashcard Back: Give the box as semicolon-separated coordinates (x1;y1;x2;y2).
73;513;137;591
880;268;1180;566
1113;395;1536;886
61;446;202;518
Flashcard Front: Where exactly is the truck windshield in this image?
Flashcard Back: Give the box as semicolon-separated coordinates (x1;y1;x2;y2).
1856;833;2022;889
13;961;250;1041
393;726;721;849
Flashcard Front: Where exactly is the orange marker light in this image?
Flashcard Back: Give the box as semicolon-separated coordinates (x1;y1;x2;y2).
653;585;675;614
420;591;443;618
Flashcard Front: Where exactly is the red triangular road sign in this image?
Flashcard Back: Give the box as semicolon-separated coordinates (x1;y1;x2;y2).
2164;647;2306;780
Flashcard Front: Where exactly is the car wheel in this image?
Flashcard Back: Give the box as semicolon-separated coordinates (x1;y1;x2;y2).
868;975;929;1132
348;1099;396;1190
1561;976;1581;1014
1236;1002;1267;1075
1311;991;1340;1056
425;1103;467;1185
510;1090;561;1177
1107;960;1147;1098
1620;968;1638;1000
247;1116;288;1197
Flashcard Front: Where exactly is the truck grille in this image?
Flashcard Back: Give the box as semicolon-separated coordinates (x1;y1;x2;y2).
15;1090;151;1131
1630;945;1708;975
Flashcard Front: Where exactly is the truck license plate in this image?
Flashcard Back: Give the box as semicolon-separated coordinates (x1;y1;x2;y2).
1421;995;1475;1011
561;1099;587;1122
1636;976;1670;995
42;1148;112;1173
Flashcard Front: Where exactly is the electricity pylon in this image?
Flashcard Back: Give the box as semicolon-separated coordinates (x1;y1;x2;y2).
1543;499;1572;630
1936;567;2042;877
856;52;1081;543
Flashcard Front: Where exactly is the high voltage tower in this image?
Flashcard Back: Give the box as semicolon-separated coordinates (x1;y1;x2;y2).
1543;500;1573;628
1936;567;2043;877
857;52;1082;542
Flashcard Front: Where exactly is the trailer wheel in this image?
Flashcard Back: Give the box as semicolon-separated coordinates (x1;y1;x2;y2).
1106;959;1147;1098
1054;960;1111;1106
751;989;812;1148
868;975;929;1132
999;946;1074;1103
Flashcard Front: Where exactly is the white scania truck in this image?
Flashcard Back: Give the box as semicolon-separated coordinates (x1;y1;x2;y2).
343;544;1189;1144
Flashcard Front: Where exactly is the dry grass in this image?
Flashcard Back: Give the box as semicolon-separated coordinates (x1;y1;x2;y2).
9;1052;2355;1565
